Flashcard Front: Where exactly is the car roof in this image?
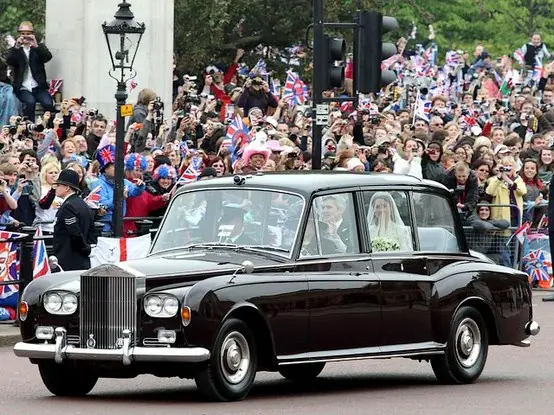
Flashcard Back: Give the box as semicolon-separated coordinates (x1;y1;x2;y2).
177;171;448;197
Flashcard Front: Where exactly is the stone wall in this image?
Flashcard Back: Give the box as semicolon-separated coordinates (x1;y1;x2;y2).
45;0;174;120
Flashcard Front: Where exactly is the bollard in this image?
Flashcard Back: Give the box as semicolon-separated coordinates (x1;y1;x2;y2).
136;220;153;236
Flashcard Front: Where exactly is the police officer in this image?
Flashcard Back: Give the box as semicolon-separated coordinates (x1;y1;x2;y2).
53;169;96;271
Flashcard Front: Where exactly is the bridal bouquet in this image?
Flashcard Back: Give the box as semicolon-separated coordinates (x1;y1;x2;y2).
371;237;400;252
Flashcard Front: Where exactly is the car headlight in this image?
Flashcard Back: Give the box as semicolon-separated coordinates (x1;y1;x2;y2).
43;291;78;315
144;294;179;318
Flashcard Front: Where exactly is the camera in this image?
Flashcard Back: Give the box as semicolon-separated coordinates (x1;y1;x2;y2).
153;97;164;111
521;113;532;122
88;108;99;117
26;123;45;134
251;78;263;87
377;145;388;155
498;166;512;173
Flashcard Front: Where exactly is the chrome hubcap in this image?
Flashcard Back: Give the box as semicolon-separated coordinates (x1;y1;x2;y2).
455;318;481;368
220;331;250;384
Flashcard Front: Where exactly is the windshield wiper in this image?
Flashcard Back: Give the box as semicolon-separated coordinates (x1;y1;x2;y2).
185;242;240;250
240;245;290;254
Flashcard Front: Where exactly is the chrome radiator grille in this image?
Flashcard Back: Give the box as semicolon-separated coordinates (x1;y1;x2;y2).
80;274;137;349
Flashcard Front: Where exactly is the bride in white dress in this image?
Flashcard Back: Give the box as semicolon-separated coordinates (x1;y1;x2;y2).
367;192;413;252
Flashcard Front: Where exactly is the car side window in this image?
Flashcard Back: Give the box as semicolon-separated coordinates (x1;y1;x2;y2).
412;192;462;252
300;193;360;257
362;190;414;253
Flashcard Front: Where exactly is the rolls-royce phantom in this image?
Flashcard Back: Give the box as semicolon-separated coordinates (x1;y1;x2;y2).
14;172;539;401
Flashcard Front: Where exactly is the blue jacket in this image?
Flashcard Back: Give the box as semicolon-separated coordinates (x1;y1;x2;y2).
90;174;145;232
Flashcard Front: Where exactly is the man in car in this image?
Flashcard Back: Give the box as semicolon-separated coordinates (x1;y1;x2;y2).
217;205;257;245
319;195;351;252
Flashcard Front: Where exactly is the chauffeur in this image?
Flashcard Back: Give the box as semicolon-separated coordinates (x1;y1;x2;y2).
53;169;97;271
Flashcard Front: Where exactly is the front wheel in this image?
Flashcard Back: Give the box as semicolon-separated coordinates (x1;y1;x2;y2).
431;306;489;384
195;318;257;401
39;361;98;396
279;362;325;381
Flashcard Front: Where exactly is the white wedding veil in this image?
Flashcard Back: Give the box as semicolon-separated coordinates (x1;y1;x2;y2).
366;192;406;239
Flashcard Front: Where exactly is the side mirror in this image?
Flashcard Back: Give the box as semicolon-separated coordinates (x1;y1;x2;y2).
48;255;63;272
241;260;255;274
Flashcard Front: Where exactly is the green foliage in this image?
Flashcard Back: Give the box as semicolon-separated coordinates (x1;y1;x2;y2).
2;0;554;73
0;0;46;37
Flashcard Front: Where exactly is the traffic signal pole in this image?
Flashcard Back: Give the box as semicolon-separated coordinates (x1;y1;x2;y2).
311;2;397;169
311;0;324;170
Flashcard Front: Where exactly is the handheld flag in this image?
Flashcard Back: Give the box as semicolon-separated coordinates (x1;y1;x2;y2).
176;156;203;186
283;71;308;105
225;116;251;167
33;227;50;279
84;185;102;209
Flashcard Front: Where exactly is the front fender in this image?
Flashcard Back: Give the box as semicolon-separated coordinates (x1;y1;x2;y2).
433;266;531;345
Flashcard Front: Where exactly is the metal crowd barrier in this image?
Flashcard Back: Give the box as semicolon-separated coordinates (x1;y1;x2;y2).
462;203;522;269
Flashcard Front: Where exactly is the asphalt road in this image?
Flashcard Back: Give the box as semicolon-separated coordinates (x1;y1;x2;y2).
2;292;554;415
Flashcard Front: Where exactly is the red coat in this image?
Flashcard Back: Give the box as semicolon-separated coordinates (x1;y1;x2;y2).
210;63;238;101
124;190;167;237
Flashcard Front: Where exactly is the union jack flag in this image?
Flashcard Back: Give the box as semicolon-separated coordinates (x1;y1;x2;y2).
84;185;102;209
513;48;525;66
225;116;251;166
283;71;308;105
98;146;115;165
176;156;203;186
522;249;552;284
415;99;432;121
33;227;50;279
0;231;24;308
249;58;268;76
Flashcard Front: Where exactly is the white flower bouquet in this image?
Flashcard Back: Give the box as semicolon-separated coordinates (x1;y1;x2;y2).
371;237;400;252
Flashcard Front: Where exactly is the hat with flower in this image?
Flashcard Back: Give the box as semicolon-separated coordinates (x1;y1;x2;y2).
153;164;177;181
95;145;115;172
124;153;147;172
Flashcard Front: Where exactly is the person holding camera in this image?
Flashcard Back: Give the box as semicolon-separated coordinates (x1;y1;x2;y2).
236;76;278;116
6;21;55;122
10;149;40;227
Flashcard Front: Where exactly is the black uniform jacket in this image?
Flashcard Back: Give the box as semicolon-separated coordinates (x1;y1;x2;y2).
53;193;97;271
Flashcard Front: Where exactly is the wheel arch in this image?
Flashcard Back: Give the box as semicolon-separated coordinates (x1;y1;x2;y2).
222;302;277;370
452;297;499;345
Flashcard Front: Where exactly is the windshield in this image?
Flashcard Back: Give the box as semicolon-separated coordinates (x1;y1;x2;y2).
151;189;305;257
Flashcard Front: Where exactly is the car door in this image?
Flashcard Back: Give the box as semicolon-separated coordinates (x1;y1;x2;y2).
362;188;434;348
298;192;381;354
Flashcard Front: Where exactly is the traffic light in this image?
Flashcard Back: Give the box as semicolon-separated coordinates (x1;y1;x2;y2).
322;36;346;90
358;11;399;94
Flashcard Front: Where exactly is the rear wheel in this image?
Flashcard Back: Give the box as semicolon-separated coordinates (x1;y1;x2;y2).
195;318;257;401
38;361;98;396
279;362;325;381
431;306;489;384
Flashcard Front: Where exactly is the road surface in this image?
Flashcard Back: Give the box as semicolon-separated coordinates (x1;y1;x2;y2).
1;291;553;415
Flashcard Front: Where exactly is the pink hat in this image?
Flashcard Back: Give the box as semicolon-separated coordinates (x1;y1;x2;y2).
242;142;271;166
266;140;284;152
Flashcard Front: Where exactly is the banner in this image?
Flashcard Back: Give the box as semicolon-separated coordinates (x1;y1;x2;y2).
90;234;151;268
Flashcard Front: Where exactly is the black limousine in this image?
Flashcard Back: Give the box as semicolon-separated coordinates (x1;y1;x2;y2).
14;172;539;401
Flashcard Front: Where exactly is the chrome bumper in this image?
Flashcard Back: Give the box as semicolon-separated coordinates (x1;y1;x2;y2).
525;320;540;336
13;328;210;365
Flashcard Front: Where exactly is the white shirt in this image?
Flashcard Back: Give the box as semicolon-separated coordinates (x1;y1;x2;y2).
34;186;63;233
21;46;38;92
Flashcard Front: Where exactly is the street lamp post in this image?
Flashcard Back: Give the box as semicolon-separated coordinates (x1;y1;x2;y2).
102;0;145;238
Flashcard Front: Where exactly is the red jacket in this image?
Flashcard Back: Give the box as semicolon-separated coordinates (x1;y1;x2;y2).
210;63;238;101
124;190;167;237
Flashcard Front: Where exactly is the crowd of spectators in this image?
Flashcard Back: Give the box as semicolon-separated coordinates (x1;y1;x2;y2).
0;20;553;271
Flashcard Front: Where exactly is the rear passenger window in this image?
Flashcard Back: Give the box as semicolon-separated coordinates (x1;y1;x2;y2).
412;193;462;252
362;191;414;252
